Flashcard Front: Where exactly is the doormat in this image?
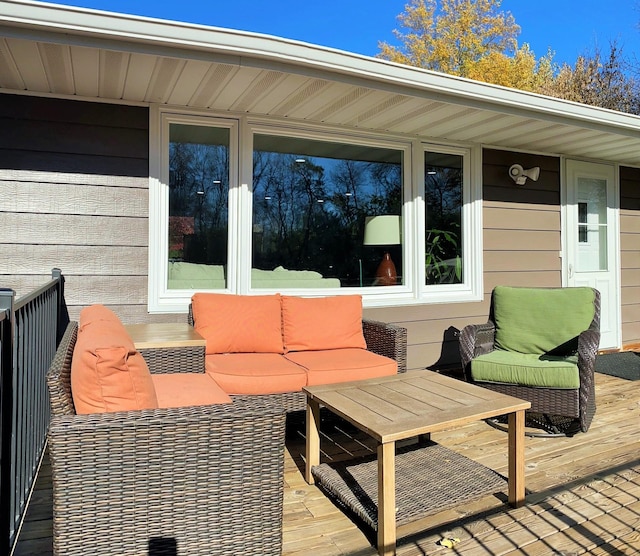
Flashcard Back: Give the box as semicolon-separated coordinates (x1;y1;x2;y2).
595;351;640;381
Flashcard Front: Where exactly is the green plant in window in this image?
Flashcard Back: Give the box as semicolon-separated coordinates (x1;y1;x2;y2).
425;228;462;284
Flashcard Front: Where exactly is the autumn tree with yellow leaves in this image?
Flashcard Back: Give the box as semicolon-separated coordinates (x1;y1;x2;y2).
378;0;553;91
378;0;639;114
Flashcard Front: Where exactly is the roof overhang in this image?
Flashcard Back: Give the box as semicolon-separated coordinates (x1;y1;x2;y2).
2;0;640;166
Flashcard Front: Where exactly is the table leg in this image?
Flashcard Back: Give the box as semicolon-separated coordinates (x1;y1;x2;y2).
508;409;526;507
377;441;396;556
305;398;321;484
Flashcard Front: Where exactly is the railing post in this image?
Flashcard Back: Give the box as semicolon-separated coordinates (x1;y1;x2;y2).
0;288;16;556
51;268;69;346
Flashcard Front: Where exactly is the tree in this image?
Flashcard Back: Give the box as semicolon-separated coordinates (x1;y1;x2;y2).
540;42;640;114
378;0;551;91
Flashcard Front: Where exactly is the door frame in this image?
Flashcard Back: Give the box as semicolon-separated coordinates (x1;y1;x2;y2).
561;158;621;350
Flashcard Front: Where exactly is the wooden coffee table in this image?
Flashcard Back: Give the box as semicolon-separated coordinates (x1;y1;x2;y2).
304;370;531;556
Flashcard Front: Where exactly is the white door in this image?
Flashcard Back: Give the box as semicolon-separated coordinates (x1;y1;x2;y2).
564;160;620;349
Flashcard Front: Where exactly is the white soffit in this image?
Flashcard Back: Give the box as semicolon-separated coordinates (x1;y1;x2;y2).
1;0;640;166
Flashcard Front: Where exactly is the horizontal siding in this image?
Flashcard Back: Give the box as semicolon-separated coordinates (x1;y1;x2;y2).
0;180;148;214
620;166;640;346
0;94;151;320
1;245;147;275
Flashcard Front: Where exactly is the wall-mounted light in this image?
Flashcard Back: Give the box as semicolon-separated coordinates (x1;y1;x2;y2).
509;164;540;185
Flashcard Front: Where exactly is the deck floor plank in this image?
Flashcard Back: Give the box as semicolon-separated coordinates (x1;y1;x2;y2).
12;373;640;556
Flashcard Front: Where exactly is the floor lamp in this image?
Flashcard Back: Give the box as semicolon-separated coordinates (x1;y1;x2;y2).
363;215;401;286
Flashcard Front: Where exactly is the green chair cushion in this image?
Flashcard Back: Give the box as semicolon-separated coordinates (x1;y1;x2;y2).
493;286;595;355
471;351;580;389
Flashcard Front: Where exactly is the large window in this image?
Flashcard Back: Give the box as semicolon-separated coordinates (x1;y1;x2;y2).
252;134;403;289
149;109;482;312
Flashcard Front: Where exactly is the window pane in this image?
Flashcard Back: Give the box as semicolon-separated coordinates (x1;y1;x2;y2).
167;124;230;290
425;152;463;285
252;135;403;288
577;178;608;271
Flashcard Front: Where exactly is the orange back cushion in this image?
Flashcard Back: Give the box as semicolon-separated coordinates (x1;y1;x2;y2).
281;295;366;352
191;293;284;354
71;305;158;414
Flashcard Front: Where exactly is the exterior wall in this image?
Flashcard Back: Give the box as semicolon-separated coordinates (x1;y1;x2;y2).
364;149;563;371
6;93;634;365
0;94;165;323
620;166;640;347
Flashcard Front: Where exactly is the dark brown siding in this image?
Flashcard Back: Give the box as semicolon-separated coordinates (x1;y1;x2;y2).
364;149;563;371
620;166;640;347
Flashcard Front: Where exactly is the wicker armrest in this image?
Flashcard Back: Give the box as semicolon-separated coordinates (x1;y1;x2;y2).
577;328;600;377
48;398;285;556
362;319;408;373
459;322;496;380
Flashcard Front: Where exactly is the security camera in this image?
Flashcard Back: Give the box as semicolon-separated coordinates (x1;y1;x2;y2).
509;164;540;185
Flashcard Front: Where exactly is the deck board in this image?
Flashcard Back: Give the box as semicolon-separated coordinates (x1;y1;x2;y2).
13;372;640;556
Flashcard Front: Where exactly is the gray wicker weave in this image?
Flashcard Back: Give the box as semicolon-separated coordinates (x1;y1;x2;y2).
46;321;286;556
311;441;507;532
459;287;600;435
188;303;408;413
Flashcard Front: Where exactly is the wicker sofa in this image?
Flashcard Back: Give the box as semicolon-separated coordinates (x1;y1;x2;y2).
46;320;286;556
187;293;408;413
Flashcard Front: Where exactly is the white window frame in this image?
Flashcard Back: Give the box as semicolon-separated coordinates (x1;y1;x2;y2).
148;108;483;312
148;107;239;313
417;143;484;304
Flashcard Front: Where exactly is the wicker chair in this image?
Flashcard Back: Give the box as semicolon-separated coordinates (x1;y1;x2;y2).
459;286;600;436
188;304;408;413
46;321;286;556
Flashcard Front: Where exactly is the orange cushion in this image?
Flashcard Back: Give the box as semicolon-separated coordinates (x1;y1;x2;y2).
78;303;121;329
71;306;158;414
152;373;232;407
192;293;284;354
281;295;366;352
205;353;307;395
285;348;397;386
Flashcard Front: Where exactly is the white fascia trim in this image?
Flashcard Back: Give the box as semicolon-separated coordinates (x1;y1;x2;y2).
3;0;640;137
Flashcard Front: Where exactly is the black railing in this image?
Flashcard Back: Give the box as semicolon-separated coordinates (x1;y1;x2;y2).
0;269;68;555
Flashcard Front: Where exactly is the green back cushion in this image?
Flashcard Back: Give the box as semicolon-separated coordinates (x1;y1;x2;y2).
493;286;596;354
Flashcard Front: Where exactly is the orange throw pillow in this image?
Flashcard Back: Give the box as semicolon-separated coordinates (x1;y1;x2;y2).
281;295;366;352
191;293;284;354
71;305;158;414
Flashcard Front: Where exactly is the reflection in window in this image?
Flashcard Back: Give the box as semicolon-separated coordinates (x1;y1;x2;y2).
167;124;229;290
425;152;463;285
252;135;403;288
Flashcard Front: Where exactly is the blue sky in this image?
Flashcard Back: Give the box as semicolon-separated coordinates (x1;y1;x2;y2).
49;0;640;68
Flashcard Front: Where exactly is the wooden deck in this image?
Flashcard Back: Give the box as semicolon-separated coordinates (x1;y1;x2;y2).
13;372;640;556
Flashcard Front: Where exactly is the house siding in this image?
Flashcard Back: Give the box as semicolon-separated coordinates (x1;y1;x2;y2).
2;94;637;360
620;166;640;347
0;94;167;323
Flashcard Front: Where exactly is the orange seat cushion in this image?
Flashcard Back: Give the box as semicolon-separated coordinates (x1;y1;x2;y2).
71;305;159;414
152;373;232;407
192;293;284;354
285;349;397;386
281;295;366;352
205;353;307;395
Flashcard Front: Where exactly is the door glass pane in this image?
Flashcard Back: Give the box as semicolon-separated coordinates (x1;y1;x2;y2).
576;177;607;272
167;124;230;289
425;152;463;285
252;134;403;288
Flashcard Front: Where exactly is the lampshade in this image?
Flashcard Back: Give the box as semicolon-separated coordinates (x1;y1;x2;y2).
363;215;401;246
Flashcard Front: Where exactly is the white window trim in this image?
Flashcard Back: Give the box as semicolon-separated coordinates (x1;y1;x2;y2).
148;107;239;313
148;108;483;312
